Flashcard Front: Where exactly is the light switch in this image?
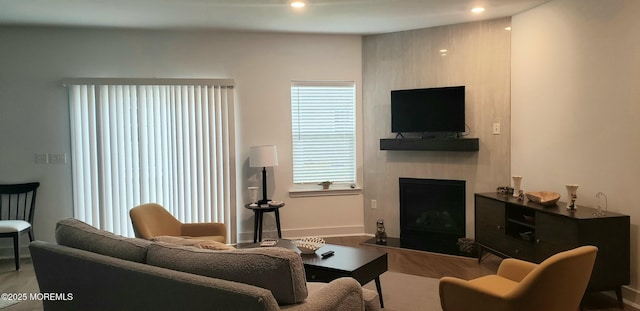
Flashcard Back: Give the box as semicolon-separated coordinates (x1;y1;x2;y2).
492;123;501;135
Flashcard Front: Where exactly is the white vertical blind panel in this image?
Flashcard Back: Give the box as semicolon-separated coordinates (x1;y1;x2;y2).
291;82;356;184
69;82;235;238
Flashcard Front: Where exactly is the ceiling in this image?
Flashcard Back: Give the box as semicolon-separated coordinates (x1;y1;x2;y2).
0;0;549;35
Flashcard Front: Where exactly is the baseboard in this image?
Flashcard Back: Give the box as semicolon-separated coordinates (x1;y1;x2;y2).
237;225;365;243
621;285;640;310
594;285;640;310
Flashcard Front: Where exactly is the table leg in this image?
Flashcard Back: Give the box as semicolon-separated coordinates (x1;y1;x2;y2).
616;287;623;309
275;209;282;238
257;211;263;242
253;210;259;243
374;276;384;308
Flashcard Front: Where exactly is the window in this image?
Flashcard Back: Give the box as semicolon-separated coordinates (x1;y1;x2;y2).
291;81;356;186
66;79;236;239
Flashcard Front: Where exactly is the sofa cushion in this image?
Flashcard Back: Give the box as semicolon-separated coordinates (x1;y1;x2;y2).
147;242;308;305
55;218;151;263
150;235;236;250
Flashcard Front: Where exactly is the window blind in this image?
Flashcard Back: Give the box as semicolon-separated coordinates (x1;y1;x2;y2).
68;82;236;240
291;81;356;184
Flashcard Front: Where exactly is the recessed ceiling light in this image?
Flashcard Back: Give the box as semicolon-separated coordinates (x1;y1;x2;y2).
505;26;512;31
471;7;485;13
290;0;306;8
440;49;448;53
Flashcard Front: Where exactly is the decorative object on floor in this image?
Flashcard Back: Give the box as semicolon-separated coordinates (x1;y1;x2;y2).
456;238;476;255
439;246;598;311
565;184;579;210
293;237;325;254
512;176;522;197
525;191;560;206
0;182;40;271
318;181;333;190
375;219;387;244
595;191;608;216
248;186;259;206
249;145;279;205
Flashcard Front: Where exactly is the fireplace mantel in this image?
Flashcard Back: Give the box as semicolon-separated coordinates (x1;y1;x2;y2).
379;137;479;151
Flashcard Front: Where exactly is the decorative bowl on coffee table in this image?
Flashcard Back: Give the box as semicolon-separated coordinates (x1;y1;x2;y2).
293;237;325;254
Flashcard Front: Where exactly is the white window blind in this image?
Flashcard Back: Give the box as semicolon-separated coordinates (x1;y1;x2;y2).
291;81;356;184
67;80;236;239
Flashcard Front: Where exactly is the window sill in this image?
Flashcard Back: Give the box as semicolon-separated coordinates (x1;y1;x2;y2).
288;185;362;198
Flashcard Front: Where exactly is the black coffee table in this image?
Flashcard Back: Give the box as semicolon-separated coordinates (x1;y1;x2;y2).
301;243;387;308
239;240;387;308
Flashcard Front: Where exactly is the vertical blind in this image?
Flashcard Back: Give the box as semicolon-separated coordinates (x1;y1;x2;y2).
68;81;236;239
291;81;356;184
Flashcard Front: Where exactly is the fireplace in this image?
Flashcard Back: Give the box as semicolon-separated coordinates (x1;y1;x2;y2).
399;178;466;255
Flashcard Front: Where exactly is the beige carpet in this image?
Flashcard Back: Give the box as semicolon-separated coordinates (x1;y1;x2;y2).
364;271;442;311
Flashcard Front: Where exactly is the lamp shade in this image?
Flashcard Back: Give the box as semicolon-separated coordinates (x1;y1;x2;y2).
250;145;278;168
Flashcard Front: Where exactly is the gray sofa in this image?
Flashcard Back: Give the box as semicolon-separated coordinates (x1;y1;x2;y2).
30;218;380;311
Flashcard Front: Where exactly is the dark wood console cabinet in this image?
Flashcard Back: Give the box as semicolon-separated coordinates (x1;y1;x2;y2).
475;192;630;304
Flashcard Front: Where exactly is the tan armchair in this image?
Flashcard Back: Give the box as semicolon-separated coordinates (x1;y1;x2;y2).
129;203;226;243
439;245;598;311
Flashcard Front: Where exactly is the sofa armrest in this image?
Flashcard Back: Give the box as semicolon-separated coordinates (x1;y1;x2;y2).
439;276;510;311
281;278;365;311
496;258;538;282
181;222;226;239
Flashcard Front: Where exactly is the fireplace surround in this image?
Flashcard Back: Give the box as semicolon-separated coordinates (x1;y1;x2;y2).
399;178;466;255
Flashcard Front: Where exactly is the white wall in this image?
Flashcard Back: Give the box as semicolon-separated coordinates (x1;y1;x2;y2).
512;0;640;305
0;27;363;247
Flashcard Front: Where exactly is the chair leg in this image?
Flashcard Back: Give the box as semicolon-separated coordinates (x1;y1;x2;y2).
28;227;35;241
12;234;20;271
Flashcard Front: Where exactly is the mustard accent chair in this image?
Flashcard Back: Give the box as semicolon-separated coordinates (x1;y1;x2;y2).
439;245;598;311
129;203;226;243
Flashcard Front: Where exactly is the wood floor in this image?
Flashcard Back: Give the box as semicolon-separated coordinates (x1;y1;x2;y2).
0;238;636;311
323;235;637;311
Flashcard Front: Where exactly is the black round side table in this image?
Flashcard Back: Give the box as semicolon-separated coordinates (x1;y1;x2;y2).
244;203;284;242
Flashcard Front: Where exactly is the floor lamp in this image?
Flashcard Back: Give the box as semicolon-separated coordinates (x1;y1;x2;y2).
250;145;278;205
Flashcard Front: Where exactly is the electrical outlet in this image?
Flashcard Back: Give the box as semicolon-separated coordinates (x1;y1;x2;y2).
492;123;501;135
371;199;377;209
49;153;67;164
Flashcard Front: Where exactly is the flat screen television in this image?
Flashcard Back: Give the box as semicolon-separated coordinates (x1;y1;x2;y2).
391;86;465;134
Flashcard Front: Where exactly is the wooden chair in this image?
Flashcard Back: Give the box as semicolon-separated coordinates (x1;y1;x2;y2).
129;203;226;243
0;182;40;270
439;245;598;311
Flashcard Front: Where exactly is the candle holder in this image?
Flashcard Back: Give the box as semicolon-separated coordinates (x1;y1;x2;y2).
248;186;259;206
595;192;607;216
